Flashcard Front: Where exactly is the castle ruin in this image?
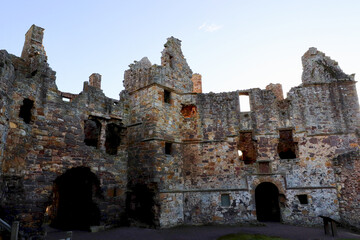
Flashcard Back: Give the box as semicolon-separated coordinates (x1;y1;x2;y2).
0;25;359;237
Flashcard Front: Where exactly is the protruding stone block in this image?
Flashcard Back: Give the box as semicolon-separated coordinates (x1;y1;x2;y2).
266;83;283;100
89;73;102;89
191;73;202;93
21;24;47;61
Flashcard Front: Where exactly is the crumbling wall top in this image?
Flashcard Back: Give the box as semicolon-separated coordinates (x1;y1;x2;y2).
161;37;192;79
301;47;354;84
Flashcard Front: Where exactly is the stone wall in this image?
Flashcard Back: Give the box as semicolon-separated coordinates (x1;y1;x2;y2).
0;27;128;236
333;150;360;230
0;25;359;237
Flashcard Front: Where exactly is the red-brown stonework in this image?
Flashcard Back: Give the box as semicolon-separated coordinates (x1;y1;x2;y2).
0;25;359;238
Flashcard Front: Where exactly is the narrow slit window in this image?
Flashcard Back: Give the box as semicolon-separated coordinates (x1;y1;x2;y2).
169;55;174;69
239;95;250;112
164;90;171;104
165;142;172;155
221;194;230;207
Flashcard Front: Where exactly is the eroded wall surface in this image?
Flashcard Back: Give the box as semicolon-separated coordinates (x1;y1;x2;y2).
0;25;359;237
0;25;128;235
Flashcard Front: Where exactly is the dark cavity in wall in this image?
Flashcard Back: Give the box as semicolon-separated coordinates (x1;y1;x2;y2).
50;167;102;230
19;98;34;124
277;130;297;159
84;118;101;148
297;194;308;204
165;142;172;155
238;132;256;164
126;183;159;227
255;182;280;222
164;90;171;104
181;104;197;118
105;123;122;155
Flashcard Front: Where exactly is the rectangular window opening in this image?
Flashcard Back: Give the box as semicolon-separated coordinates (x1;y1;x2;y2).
239;94;251;112
297;194;308;204
221;194;230;207
62;97;71;102
164;90;171;104
258;162;270;174
165;142;172;155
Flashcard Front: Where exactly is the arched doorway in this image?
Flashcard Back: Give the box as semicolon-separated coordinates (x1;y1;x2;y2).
255;182;280;222
49;167;102;230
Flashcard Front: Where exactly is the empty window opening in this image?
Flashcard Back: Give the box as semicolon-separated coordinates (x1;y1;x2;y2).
259;162;270;174
49;167;102;230
62;97;71;102
84;119;101;148
277;130;297;159
19;98;34;124
238;132;256;164
105;123;122;155
169;55;174;68
239;94;251;112
255;182;280;222
221;194;230;207
297;194;308;204
164;90;171;104
181;104;197;118
238;150;243;157
165;142;172;155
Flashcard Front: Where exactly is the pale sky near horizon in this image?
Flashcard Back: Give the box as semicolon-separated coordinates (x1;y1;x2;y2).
1;0;360;101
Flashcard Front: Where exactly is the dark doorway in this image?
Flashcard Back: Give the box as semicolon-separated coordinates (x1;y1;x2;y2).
255;182;280;222
50;167;102;230
126;183;159;227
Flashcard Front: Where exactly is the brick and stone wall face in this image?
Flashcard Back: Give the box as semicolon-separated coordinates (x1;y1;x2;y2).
333;151;360;230
0;47;127;234
1;25;359;235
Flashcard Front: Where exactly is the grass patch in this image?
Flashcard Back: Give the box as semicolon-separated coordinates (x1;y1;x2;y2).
217;233;288;240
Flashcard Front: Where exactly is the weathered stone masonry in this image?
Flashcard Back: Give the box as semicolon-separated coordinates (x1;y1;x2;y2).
0;25;359;237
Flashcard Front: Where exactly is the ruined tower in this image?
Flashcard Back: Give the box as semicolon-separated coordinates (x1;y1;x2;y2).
0;25;359;238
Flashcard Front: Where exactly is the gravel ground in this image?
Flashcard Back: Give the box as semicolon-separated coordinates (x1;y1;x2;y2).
45;222;360;240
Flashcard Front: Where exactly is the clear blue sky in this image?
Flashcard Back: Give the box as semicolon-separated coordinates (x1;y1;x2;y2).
1;0;360;100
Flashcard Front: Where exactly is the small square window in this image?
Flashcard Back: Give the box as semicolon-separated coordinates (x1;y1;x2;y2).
221;194;230;207
165;142;172;155
259;162;270;174
164;90;171;104
297;194;308;204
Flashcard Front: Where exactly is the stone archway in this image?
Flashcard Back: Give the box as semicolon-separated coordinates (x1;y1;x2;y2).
255;182;281;222
49;167;101;230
